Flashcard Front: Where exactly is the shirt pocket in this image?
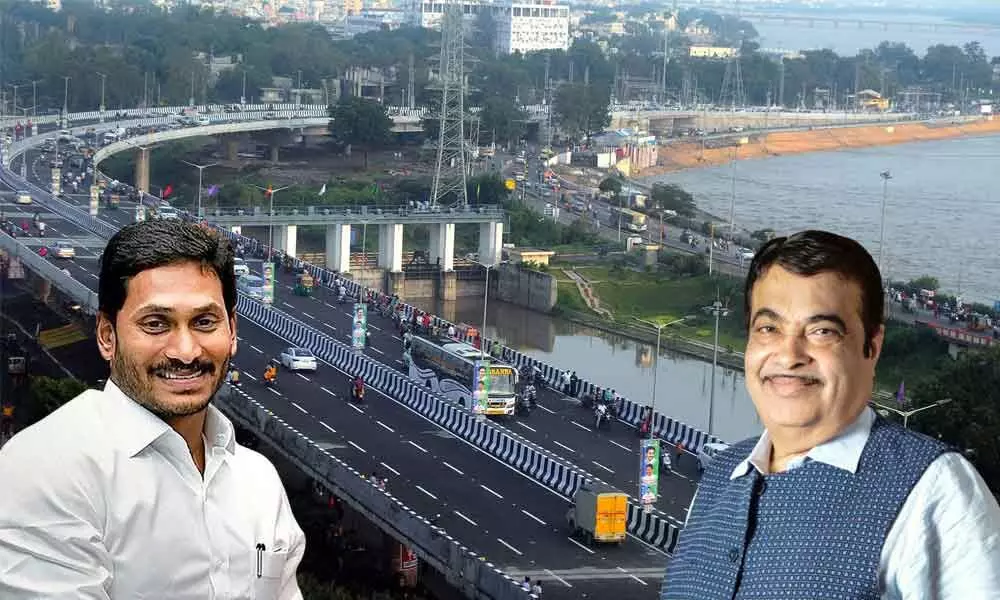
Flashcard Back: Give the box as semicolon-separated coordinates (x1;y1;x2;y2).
252;549;290;600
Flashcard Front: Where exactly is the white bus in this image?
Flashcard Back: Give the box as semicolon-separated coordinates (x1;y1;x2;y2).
408;335;518;416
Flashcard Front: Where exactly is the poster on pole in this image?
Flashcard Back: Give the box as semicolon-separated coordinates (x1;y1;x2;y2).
135;203;146;222
472;359;491;416
639;438;661;507
89;185;100;217
351;303;368;350
262;262;275;305
51;168;61;196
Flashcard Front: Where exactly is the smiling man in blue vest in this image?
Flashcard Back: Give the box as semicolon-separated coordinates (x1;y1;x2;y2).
0;220;305;598
663;230;1000;599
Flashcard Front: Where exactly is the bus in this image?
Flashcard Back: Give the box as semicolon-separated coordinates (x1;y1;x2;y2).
408;335;518;416
610;207;648;233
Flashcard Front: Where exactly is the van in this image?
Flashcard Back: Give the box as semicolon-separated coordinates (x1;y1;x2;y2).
157;207;180;220
237;275;266;300
697;442;731;472
15;191;32;205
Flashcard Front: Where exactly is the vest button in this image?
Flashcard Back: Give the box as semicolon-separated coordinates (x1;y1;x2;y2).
757;480;767;496
728;548;740;563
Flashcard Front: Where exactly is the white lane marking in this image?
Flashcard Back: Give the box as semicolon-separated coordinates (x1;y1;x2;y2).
376;420;395;433
617;567;648;586
553;440;575;454
324;302;335;308
291;402;308;414
87;273;98;279
521;509;547;525
517;422;537;433
537;404;555;414
369;323;381;331
296;373;310;382
370;346;384;355
544;569;573;588
479;484;503;499
320;421;336;434
380;462;401;476
567;537;595;554
268;388;282;396
348;403;364;414
408;440;428;453
442;461;464;476
348;441;366;453
609;440;632;452
321;386;336;397
282;302;294;308
302;312;315;319
571;420;592;432
250;345;263;354
243;373;257;381
324;322;336;330
453;510;478;526
497;538;523;556
415;485;438;500
592;460;614;474
392;335;402;341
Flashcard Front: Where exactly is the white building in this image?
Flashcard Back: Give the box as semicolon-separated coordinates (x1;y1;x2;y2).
408;0;569;54
494;0;569;54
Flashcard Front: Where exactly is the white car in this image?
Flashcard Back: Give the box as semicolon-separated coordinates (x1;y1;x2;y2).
51;242;76;259
237;274;266;300
280;347;317;372
233;258;250;277
697;442;731;472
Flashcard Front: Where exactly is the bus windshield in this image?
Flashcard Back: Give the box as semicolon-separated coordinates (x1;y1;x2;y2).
488;367;517;396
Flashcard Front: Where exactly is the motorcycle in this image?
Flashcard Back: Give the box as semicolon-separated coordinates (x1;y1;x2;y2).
351;386;365;403
263;368;277;387
594;403;611;430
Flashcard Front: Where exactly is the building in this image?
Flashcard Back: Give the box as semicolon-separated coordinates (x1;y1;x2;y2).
494;0;570;54
408;0;569;54
688;46;738;59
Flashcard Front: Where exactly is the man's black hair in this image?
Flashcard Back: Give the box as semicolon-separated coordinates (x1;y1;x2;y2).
744;230;884;358
99;219;237;324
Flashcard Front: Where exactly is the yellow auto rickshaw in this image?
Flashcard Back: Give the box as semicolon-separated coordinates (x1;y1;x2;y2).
294;272;315;296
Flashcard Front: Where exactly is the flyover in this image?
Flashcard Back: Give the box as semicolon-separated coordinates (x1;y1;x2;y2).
3;117;684;599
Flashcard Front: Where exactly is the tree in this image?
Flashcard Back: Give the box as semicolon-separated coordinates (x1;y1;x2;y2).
554;82;611;140
466;173;509;206
650;183;696;217
598;176;622;198
328;97;392;170
910;346;1000;499
478;96;526;149
20;376;88;426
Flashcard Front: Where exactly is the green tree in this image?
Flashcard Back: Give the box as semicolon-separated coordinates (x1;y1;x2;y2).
554;82;611;140
20;376;88;426
910;346;1000;498
328;97;392;170
478;96;526;148
467;173;509;206
650;183;696;217
598;176;623;197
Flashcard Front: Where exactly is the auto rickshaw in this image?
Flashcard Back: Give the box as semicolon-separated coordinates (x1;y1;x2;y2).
294;272;315;297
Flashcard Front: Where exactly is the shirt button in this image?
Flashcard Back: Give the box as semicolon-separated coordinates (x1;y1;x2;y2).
757;480;768;496
728;548;741;563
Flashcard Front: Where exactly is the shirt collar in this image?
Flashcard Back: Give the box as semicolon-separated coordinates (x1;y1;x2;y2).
103;380;236;458
730;407;876;480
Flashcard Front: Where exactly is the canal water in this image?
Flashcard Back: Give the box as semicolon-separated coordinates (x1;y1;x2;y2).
412;296;762;443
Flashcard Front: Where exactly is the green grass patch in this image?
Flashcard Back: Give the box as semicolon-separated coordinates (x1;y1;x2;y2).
556;281;589;313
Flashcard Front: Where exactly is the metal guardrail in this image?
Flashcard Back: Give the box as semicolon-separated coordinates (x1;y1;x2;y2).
204;203;505;226
0;230;99;314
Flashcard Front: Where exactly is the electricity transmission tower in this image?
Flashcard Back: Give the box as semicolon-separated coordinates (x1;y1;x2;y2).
718;0;746;109
429;3;469;207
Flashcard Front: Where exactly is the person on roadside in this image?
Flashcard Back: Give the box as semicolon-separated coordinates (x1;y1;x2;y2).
0;219;306;598
662;230;1000;599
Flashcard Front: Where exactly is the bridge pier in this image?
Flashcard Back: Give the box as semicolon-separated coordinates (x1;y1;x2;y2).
325;224;352;273
477;221;503;266
271;224;297;258
378;224;404;272
269;144;279;163
223;136;239;161
438;270;457;301
134;147;150;194
385;270;405;298
428;222;455;271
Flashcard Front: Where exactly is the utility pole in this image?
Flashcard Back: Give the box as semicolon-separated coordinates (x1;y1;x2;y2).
407;53;415;110
878;170;892;274
30;79;41;117
189;71;195;107
543;53;552;149
241;70;247;105
97;72;107;115
429;2;470;207
704;294;729;437
61;76;70;121
778;56;785;108
182;160;217;218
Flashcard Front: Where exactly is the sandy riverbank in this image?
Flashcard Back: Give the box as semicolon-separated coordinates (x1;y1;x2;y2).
642;117;1000;177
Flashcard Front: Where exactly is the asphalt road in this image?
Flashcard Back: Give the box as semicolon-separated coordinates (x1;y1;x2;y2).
14;164;667;597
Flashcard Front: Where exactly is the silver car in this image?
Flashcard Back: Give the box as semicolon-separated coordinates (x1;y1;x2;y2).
279;347;317;372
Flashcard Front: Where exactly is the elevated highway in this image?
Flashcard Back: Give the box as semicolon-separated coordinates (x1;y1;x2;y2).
3;119;677;599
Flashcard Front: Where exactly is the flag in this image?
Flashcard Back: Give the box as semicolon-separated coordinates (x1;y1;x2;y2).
895;381;907;406
318;183;327;196
162;184;173;198
206;184;219;197
265;185;273;197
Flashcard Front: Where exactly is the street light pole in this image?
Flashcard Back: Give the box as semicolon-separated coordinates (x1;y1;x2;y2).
705;294;730;437
480;264;492;359
878;170;892;273
634;316;691;437
61;76;70;117
30;79;41;118
871;397;952;428
181;160;217;219
97;72;107;114
252;184;291;260
7;83;19;115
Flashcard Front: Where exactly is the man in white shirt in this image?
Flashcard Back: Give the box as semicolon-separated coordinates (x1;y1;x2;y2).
0;219;306;599
662;230;1000;600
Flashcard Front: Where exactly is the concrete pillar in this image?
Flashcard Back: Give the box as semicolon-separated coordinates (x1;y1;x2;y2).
269;145;279;163
225;137;239;161
283;225;297;258
386;271;405;297
429;222;455;272
325;224;351;273
272;225;286;255
134;147;150;194
438;270;457;301
378;223;404;272
477;221;504;266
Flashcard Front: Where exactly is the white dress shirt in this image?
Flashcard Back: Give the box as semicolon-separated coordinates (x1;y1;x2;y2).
0;381;306;600
726;407;1000;600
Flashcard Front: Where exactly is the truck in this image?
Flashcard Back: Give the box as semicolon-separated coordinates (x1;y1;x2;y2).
565;482;628;545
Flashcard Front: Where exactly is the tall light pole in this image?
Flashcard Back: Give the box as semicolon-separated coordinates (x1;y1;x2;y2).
480;263;492;358
7;83;19;115
704;293;730;436
30;79;42;117
728;137;749;243
878;170;892;274
61;76;70;118
871;396;952;429
252;184;290;260
181;160;217;218
634;315;692;437
97;72;107;114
